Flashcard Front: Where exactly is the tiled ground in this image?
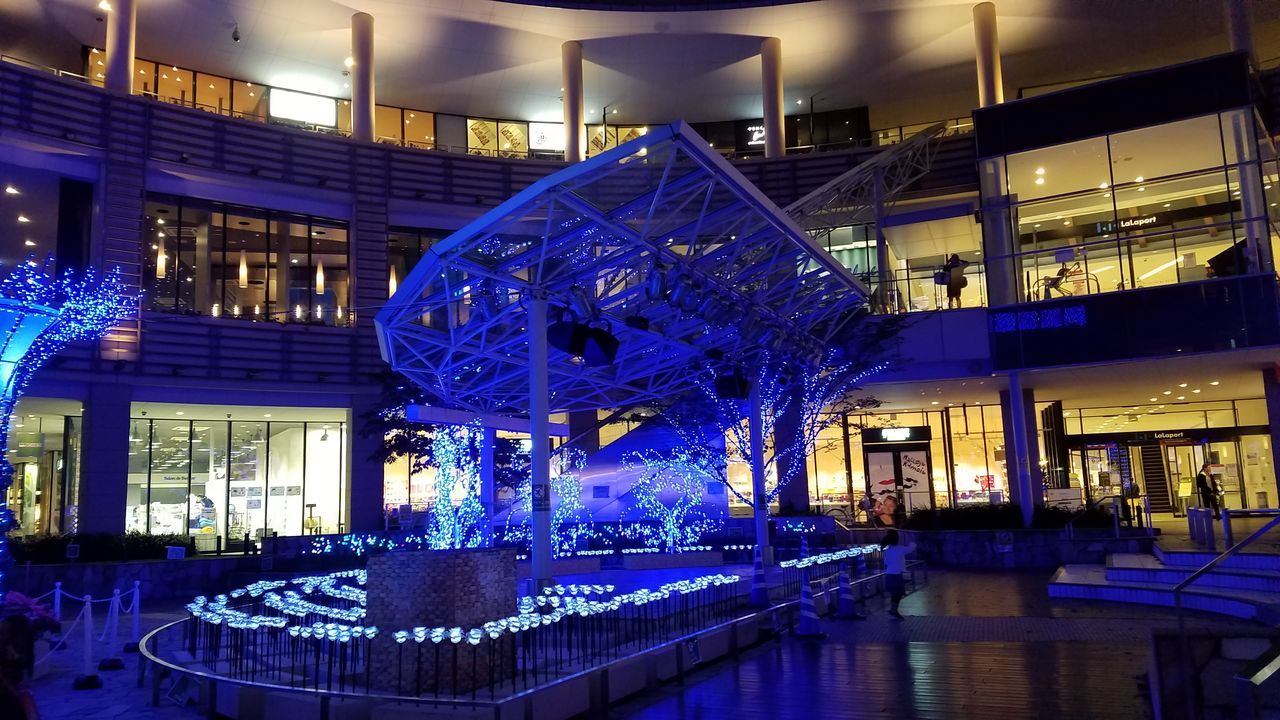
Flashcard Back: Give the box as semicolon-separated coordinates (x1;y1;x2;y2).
23;568;1256;720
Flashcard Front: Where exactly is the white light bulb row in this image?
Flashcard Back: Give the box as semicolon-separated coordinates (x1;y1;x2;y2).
778;544;879;570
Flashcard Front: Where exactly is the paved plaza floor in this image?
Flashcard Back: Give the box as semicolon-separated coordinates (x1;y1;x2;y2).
23;568;1255;720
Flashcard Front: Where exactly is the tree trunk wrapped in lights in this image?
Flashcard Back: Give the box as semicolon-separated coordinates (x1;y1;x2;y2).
0;259;135;598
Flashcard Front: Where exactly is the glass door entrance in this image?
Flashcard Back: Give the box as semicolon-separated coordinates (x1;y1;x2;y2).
1165;442;1208;513
865;447;934;526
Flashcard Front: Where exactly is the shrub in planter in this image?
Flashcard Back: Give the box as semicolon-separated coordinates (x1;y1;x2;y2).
903;504;1112;531
10;532;191;564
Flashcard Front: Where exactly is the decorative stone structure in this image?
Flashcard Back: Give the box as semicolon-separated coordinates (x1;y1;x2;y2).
365;547;517;694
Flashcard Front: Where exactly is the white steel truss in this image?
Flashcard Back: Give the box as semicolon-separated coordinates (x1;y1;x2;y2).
375;121;870;415
784;122;948;232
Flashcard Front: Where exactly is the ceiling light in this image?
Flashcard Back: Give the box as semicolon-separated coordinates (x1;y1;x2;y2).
1177;395;1185;400
1210;380;1220;386
1063;220;1072;226
23;240;34;247
1163;203;1171;208
1034;223;1041;228
1035;167;1045;176
1163;391;1172;395
930;401;939;405
1139;258;1179;281
1149;397;1157;402
1178;383;1187;387
1034;178;1045;185
795;99;803;105
263;414;272;418
3;186;17;195
156;218;165;225
1134;176;1143;183
1137;187;1145;192
176;411;184;416
98;0;112;11
16;215;29;224
1192;389;1201;394
344;57;355;69
1098;182;1109;189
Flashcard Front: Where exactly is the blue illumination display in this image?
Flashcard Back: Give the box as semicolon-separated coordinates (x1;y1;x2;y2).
502;447;605;557
0;260;135;598
620;444;726;551
423;421;488;549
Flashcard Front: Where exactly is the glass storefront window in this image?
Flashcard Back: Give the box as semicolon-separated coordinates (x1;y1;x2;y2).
233;81;266;121
468;118;500;156
156;63;195;105
197;73;233;114
4;401;82;538
986;111;1272;304
229;421;267;542
305;423;344;534
267;422;305;537
142;194;349;325
403;110;435;149
375;105;403;144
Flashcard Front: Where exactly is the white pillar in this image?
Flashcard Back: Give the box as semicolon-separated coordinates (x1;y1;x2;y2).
973;2;1004;107
528;295;553;586
351;12;376;143
562;41;585;163
1006;372;1036;528
1225;109;1271;273
1225;0;1254;57
103;0;137;93
749;380;772;564
760;37;785;159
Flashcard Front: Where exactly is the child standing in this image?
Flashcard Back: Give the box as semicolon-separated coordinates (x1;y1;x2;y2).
881;529;916;620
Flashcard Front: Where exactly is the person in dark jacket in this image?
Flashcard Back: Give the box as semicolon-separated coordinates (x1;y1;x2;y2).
943;254;968;309
1196;463;1221;520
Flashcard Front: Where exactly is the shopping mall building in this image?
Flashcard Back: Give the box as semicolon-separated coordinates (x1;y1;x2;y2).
2;0;1279;544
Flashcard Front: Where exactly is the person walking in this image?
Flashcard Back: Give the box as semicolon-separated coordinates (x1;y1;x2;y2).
1196;462;1222;520
881;529;917;620
943;254;969;309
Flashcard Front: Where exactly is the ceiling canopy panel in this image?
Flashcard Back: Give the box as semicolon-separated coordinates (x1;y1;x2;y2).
375;121;869;415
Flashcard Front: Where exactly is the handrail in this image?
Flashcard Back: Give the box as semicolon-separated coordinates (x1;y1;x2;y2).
1220;508;1280;548
1174;514;1280;720
1064;493;1123;539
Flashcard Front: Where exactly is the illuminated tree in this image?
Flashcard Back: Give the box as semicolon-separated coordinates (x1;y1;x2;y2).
0;259;135;597
424;421;487;549
620;441;725;550
502;447;598;557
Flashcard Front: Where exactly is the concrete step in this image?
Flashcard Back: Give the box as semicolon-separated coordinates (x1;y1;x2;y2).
1154;542;1280;571
1105;553;1280;594
1049;564;1280;623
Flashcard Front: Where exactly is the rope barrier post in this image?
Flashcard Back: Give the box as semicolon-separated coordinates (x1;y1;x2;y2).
126;580;142;652
72;596;102;690
99;590;125;670
53;581;62;621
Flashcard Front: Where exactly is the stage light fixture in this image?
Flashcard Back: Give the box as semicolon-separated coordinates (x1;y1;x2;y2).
714;368;750;399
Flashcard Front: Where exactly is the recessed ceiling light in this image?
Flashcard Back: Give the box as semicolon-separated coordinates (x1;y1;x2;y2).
1210;380;1220;386
1098;182;1109;189
1034;177;1045;185
1192;389;1201;394
930;401;939;405
1177;395;1185;400
1149;397;1157;401
344;57;355;68
1035;167;1045;176
1163;203;1171;207
97;0;112;11
1137;187;1145;192
3;186;18;195
1178;383;1187;387
1163;390;1171;395
263;413;272;418
1134;176;1143;183
795;99;803;105
1034;223;1041;228
175;411;184;416
16;215;29;224
156;218;165;225
23;240;34;247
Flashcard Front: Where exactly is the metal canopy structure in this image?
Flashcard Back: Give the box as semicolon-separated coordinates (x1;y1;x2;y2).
376;121;869;417
784;122;947;232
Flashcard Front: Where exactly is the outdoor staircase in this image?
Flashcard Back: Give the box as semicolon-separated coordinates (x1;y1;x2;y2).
1049;544;1280;623
1139;445;1176;513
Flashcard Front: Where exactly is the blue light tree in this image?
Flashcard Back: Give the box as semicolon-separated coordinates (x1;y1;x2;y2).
0;260;135;597
620;443;725;551
501;448;598;557
424;421;488;549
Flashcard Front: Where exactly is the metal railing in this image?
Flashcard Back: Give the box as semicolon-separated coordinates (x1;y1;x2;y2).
1064;493;1150;539
1174;513;1280;720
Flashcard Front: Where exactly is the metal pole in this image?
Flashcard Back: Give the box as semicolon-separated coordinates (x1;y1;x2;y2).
760;37;784;159
562;41;585;162
749;380;772;565
1006;372;1035;528
103;0;137;92
529;294;553;588
350;13;376;142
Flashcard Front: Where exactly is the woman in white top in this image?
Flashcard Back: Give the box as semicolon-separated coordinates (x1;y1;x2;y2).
880;529;917;620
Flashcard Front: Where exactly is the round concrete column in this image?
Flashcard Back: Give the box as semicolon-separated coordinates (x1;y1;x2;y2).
973;2;1004;107
351;12;376;143
1225;0;1254;57
103;0;137;93
562;41;585;163
760;37;785;159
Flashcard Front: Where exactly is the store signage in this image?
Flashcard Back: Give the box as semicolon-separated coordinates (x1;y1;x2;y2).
528;122;565;151
268;88;337;127
747;125;766;146
1091;214;1162;236
862;426;932;443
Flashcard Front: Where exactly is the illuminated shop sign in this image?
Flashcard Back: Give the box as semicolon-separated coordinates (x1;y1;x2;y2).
1090;214;1162;236
529;122;565;151
269;88;337;127
747;125;766;146
862;426;932;443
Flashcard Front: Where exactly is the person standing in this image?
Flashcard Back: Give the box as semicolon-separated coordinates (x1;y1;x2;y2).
1196;462;1221;520
881;529;917;620
943;254;969;309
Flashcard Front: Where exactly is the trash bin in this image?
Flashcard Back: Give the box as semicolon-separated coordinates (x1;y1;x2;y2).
1257;491;1269;509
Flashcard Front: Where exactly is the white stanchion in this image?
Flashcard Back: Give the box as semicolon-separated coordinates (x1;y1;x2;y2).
53;581;62;621
127;580;141;652
98;589;124;670
72;595;102;689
